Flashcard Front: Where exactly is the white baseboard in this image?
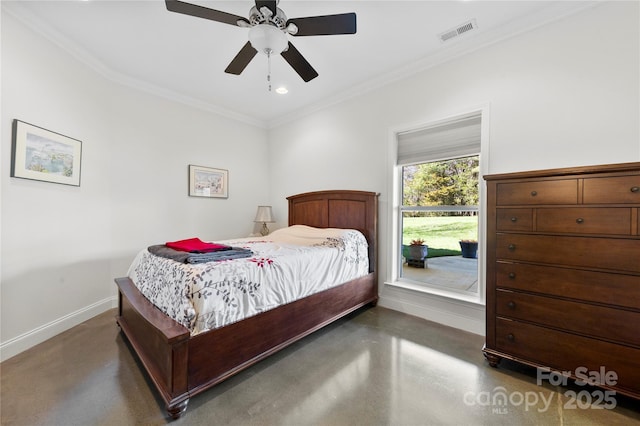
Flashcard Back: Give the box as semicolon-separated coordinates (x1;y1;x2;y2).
1;291;483;362
0;296;117;362
379;290;486;336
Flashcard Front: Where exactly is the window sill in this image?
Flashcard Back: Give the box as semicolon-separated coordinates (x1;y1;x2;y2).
385;278;485;306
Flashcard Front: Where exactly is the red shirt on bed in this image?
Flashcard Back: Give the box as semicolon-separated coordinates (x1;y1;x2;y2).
165;238;231;253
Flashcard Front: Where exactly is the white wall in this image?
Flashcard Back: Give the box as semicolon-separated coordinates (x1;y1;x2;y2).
1;12;269;360
268;2;640;334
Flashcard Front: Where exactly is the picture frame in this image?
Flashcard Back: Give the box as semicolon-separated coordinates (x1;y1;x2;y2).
188;165;228;198
11;120;82;187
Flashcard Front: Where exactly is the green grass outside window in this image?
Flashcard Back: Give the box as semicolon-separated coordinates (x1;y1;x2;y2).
402;216;478;258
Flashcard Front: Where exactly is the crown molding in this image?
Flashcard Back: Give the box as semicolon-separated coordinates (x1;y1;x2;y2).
3;1;602;130
268;1;602;129
1;2;267;129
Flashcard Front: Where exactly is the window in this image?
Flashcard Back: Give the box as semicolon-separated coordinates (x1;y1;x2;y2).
393;111;482;299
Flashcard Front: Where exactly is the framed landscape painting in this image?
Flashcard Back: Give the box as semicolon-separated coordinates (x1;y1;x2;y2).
189;165;228;198
11;120;82;187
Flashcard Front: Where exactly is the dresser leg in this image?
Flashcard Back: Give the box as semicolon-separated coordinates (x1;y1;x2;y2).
167;399;189;419
483;350;502;367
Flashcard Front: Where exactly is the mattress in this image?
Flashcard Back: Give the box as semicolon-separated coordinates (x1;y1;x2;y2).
127;225;370;335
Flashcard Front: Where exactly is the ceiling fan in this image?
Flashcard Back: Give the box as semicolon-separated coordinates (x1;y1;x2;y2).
165;0;357;83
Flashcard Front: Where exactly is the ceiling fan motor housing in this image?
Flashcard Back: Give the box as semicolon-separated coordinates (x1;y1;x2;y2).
248;5;287;29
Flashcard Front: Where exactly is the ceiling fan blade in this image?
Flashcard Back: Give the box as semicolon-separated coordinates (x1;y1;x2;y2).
281;42;318;82
287;13;356;36
225;42;258;75
165;0;249;27
255;1;277;17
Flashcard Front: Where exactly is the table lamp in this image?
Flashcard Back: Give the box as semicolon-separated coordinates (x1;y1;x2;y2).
254;206;274;236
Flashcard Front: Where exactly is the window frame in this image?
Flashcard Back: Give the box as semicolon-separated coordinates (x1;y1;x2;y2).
386;108;489;306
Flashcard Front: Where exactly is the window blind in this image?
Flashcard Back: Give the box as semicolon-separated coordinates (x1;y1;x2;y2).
397;112;481;165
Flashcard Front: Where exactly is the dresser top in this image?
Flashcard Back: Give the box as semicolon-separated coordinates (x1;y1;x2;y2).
484;162;640;181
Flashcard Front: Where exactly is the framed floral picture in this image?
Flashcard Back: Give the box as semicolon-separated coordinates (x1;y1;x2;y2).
11;120;82;186
188;165;228;198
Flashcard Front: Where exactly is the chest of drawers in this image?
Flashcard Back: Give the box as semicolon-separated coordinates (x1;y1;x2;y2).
484;162;640;399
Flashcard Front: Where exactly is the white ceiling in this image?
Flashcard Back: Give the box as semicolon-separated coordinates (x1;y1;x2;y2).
3;0;597;127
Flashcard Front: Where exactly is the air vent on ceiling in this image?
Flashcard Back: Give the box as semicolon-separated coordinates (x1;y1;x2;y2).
438;19;478;43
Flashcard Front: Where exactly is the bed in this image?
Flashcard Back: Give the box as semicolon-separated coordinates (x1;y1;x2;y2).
115;190;379;418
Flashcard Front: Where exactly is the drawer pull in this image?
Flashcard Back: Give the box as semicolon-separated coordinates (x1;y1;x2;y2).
530;190;538;197
631;186;639;193
508;244;516;251
507;301;516;309
507;333;515;341
576;217;584;224
510;216;518;222
508;272;516;279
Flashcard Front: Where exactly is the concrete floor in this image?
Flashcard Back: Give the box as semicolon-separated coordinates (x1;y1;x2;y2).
2;307;639;425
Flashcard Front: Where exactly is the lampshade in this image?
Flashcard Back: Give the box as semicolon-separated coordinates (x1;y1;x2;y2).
249;24;288;55
254;206;274;223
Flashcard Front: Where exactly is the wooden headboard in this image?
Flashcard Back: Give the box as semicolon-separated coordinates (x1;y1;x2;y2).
287;190;379;273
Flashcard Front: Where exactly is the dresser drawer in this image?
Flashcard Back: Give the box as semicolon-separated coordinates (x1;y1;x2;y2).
536;207;631;235
496;262;640;310
497;209;533;231
584;175;640;204
496;179;577;205
496;290;640;346
496;233;640;273
495;319;640;395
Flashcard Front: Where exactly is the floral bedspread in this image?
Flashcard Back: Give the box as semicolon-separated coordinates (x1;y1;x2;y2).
127;225;369;335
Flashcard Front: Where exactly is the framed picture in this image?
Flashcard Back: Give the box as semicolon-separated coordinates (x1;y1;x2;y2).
11;120;82;187
189;165;228;198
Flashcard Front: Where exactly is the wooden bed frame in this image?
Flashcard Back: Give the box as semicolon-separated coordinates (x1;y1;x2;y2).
115;190;379;418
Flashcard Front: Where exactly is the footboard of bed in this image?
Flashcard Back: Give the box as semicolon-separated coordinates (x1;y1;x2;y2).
115;277;191;418
116;273;377;419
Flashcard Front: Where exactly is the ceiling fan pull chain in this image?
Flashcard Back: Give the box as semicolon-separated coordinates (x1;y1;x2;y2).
267;50;272;92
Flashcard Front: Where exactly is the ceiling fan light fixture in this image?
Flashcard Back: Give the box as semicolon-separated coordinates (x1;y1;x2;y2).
249;24;288;55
